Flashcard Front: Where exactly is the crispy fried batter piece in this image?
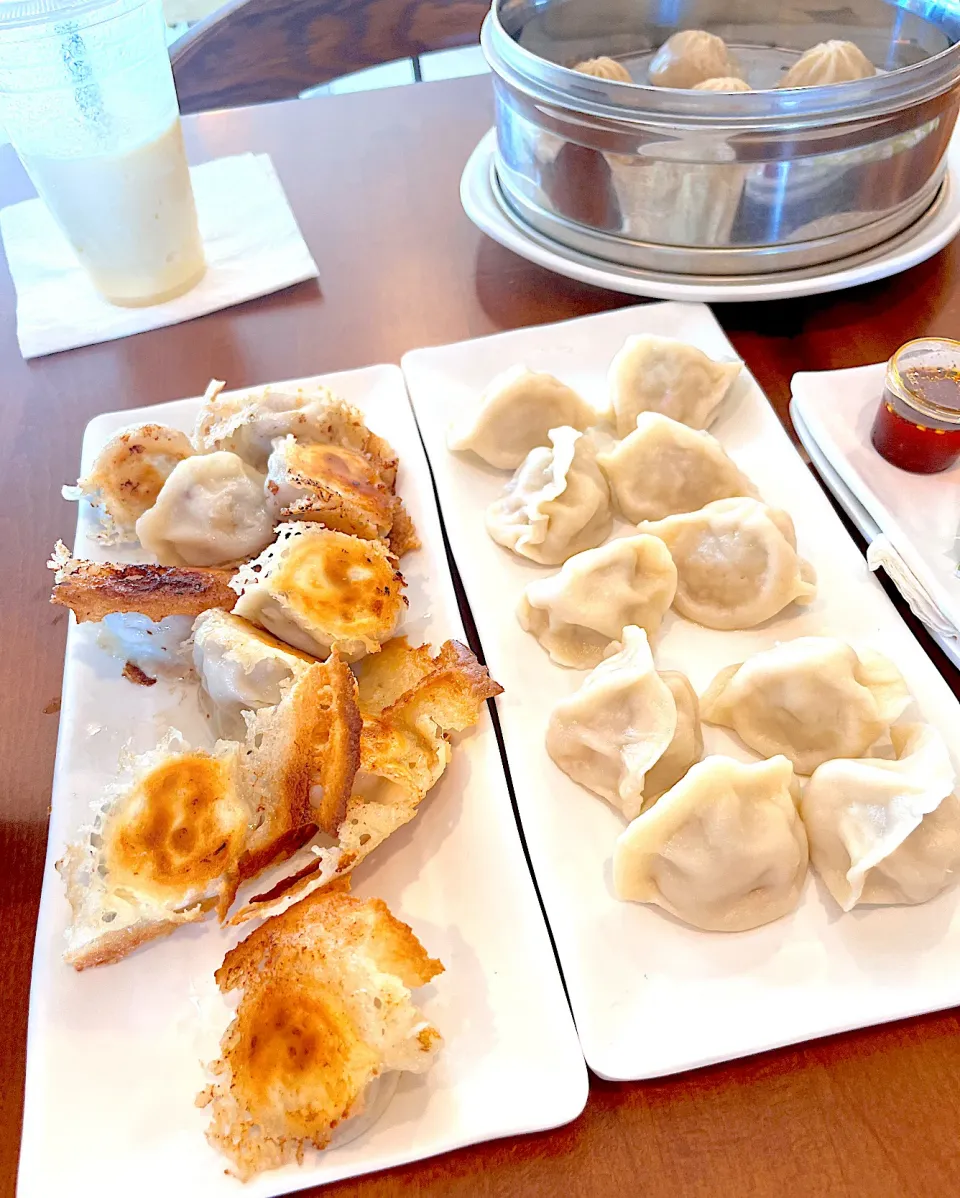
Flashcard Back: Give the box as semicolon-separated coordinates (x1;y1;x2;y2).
236;653;362;887
198;887;443;1180
48;542;237;624
233;638;502;921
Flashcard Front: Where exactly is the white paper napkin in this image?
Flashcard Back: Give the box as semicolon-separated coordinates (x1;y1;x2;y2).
0;152;319;359
866;535;960;642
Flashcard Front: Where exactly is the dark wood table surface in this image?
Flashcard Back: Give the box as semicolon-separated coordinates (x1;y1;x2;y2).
4;72;960;1198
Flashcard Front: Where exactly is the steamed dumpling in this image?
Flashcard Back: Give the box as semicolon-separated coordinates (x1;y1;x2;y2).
517;535;677;667
779;40;875;89
694;77;752;92
135;452;275;567
546;626;676;820
701;637;912;774
448;366;602;469
573;56;633;83
642;670;703;802
613;755;807;932
597;412;759;522
191;609;315;737
485;427;612;564
637;498;816;630
608;335;741;435
647;30;742;90
802;724;960;910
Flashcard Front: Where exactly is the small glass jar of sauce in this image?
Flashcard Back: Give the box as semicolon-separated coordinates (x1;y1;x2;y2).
871;338;960;473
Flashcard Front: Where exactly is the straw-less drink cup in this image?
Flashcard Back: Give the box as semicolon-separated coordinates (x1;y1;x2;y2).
0;0;205;306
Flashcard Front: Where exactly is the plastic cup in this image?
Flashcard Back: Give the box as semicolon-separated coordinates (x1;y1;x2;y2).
0;0;206;306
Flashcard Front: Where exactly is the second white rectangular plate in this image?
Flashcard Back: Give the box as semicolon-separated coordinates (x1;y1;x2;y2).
19;365;587;1198
404;302;960;1081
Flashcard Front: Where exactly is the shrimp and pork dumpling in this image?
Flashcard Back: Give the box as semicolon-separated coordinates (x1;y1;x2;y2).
637;498;816;631
608;335;741;435
191;609;317;738
694;77;752;92
613;755;808;932
701;637;912;774
597;412;759;523
448;366;604;470
647;30;743;90
135;451;274;568
485;426;612;565
230;522;407;662
802;724;960;910
193;379;399;481
63;423;195;542
779;40;875;89
546;626;685;821
573;57;633;83
517;535;677;668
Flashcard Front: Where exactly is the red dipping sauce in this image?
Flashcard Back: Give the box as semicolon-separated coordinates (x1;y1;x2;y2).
871;338;960;474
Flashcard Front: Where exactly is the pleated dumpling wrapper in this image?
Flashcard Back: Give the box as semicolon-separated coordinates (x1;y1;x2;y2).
694;76;752;92
517;534;677;668
448;365;604;470
702;637;912;775
485;426;612;565
779;40;875;89
546;626;702;820
647;30;742;90
637;497;816;630
802;723;960;910
608;334;742;436
572;56;633;83
597;411;759;523
614;754;807;931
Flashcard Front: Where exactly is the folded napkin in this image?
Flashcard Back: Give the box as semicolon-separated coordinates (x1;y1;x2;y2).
0;152;319;359
866;535;960;642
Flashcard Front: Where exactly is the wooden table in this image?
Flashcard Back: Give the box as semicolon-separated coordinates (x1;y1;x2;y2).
4;72;960;1198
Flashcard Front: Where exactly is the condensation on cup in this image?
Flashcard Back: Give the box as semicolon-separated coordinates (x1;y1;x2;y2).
0;0;206;307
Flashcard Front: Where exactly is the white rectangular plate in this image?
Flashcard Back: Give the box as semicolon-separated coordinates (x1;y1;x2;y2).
403;302;960;1081
791;364;960;631
19;365;587;1198
791;398;960;673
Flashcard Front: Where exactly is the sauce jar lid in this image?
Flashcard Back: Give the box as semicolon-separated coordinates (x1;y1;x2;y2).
886;337;960;426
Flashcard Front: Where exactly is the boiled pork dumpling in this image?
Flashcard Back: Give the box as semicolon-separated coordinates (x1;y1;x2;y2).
608;335;741;435
637;498;816;630
613;755;808;932
517;534;677;667
701;637;912;774
448;366;602;470
694;77;752;92
598;412;759;522
546;626;676;820
135;451;275;567
647;30;742;90
573;57;633;83
485;426;612;565
779;40;875;89
802;724;960;909
643;670;703;802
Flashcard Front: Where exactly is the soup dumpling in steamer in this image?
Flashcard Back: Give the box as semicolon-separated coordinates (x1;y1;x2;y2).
637;497;816;630
647;30;742;90
694;77;752;92
572;57;633;84
608;334;741;435
779;40;875;89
